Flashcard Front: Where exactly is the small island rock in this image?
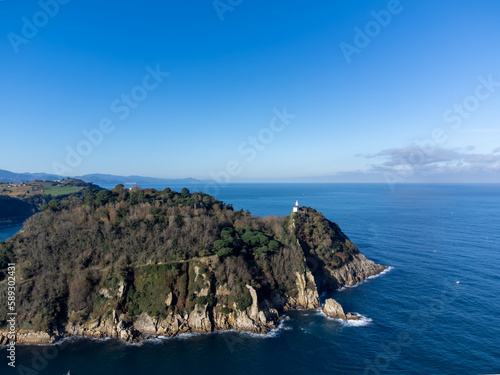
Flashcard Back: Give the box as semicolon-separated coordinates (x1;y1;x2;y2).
323;298;347;320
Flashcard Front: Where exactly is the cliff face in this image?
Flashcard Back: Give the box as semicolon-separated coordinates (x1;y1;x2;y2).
285;271;320;309
319;252;386;289
1;254;384;345
0;189;386;344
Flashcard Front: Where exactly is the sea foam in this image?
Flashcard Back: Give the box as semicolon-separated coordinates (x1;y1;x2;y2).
316;310;373;327
340;266;394;290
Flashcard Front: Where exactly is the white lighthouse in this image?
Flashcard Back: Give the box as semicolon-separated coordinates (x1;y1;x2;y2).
292;200;299;213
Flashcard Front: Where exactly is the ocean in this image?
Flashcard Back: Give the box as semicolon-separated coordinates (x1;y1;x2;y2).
2;183;500;374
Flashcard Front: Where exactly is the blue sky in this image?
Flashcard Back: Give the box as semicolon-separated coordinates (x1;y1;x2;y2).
1;0;500;183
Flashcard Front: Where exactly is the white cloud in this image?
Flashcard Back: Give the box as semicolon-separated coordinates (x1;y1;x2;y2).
362;145;500;177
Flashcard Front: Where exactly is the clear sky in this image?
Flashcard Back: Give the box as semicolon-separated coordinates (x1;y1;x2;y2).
1;0;500;183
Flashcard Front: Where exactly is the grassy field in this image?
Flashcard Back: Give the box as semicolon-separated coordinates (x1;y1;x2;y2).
42;186;83;196
0;180;88;199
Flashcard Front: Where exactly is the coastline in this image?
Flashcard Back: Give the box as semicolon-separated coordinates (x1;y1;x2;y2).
0;220;25;228
0;259;389;346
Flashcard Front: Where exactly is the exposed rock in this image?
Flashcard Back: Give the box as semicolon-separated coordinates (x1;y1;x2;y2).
117;281;125;298
13;331;55;344
64;315;134;342
188;304;213;332
215;284;231;296
246;285;259;320
0;330;59;345
120;330;130;342
325;252;386;289
323;298;347;320
346;312;361;320
198;287;210;297
134;313;157;334
286;271;320;309
165;292;173;306
222;307;278;334
99;288;112;298
0;253;384;345
99;281;125;299
88;318;101;330
323;298;362;321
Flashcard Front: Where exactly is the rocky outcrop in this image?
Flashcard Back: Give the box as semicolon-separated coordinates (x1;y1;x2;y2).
324;252;386;289
53;283;280;343
345;312;360;320
0;254;385;346
0;253;385;346
187;304;213;332
0;272;375;346
99;280;125;299
0;331;55;345
134;312;158;335
323;298;360;321
285;271;320;309
323;298;347;320
165;292;173;306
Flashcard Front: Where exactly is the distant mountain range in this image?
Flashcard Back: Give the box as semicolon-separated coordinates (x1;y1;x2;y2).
0;169;202;186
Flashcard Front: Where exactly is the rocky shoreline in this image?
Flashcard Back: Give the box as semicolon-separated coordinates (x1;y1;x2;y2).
0;255;387;346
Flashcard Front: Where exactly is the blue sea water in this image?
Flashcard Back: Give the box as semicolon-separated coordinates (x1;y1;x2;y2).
2;183;500;375
0;224;23;243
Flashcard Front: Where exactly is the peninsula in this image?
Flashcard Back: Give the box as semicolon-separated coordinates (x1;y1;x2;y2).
0;185;386;344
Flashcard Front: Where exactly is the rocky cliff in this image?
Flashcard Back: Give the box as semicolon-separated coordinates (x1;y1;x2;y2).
322;252;386;289
1;254;383;344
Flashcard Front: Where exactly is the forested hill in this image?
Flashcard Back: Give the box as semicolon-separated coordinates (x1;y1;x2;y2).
0;185;385;340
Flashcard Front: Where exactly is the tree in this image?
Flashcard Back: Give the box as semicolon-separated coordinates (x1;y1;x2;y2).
48;199;61;211
82;188;96;206
96;190;113;206
112;184;129;201
216;247;234;257
236;291;252;311
268;240;279;251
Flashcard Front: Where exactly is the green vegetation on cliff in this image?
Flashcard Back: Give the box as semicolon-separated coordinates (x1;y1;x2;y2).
0;186;364;332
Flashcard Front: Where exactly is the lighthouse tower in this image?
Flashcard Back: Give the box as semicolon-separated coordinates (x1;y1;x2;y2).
292;200;299;213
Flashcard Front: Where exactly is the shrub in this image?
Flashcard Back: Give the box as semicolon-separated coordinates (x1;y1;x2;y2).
195;296;216;307
221;227;234;238
216;247;234;257
268;240;279;251
48;199;61;211
219;307;233;314
236;292;252;311
254;246;269;255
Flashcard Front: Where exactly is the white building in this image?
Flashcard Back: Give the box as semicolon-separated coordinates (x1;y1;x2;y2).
292;200;299;213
